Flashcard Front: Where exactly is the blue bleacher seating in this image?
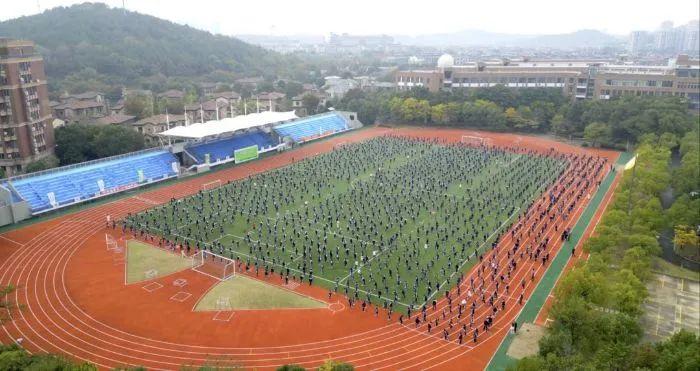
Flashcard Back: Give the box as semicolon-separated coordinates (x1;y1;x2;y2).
10;150;178;213
187;131;275;164
273;112;349;143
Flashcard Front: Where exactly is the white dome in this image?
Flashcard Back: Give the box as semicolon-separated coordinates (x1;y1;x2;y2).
437;54;454;68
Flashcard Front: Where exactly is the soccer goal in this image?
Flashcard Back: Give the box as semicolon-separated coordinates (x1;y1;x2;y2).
201;179;222;192
191;250;235;281
105;234;118;251
460;135;492;146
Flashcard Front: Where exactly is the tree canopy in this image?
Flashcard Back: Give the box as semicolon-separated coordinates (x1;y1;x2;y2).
54;124;145;166
336;87;695;148
0;3;302;93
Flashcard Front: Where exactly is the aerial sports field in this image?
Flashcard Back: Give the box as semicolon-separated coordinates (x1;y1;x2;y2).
0;126;622;370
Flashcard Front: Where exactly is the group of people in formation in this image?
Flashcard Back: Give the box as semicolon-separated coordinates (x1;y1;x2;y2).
121;134;610;344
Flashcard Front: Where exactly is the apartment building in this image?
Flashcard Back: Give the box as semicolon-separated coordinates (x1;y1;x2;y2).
0;38;55;176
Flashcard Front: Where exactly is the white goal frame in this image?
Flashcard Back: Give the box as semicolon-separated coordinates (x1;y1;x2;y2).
460;135;492;146
105;234;119;251
191;250;235;281
201;179;222;191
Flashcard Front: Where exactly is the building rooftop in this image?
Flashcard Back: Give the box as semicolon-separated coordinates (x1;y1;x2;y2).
53;100;105;110
96;114;136;125
134;114;186;126
157;89;185;99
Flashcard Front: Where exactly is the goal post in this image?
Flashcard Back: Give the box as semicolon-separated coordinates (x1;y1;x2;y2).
201;179;222;192
460;135;492;146
105;234;118;250
191;250;235;281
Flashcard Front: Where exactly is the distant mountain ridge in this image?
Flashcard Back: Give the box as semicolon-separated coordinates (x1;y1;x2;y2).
0;3;292;88
394;29;625;48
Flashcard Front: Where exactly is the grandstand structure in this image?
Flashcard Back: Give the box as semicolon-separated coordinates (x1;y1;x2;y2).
0;110;361;226
273;112;352;143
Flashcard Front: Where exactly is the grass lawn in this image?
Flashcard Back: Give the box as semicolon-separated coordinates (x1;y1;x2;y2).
652;256;700;282
125;240;192;284
129;137;565;309
194;275;327;311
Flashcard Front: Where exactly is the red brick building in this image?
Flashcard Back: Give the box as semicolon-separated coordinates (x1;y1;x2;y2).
0;38;55;176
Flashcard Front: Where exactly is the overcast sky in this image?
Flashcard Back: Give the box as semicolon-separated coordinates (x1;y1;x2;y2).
2;0;699;36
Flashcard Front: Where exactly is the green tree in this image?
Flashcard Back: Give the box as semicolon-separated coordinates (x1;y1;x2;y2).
302;94;321;115
55;124;97;165
550;113;567;136
0;343;97;370
277;365;305;371
284;82;304;98
54;125;145;165
654;330;700;371
583;122;612;147
317;359;354;371
673;225;699;262
91;125;145;159
24;155;59;173
125;94;154;119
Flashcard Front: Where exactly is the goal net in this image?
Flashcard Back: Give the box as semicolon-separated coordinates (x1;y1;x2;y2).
191;250;235;281
461;135;492;146
105;234;119;251
201;179;222;192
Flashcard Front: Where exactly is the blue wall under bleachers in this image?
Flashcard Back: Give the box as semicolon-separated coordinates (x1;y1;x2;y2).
273;112;349;143
10;150;179;213
187;131;275;164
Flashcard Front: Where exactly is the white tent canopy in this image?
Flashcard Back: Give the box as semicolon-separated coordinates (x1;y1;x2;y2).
159;111;298;139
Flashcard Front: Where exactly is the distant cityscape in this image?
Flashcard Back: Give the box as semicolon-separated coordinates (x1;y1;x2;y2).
237;20;699;60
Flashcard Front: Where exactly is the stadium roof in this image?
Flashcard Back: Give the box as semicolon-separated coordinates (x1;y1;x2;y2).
159;111;298;139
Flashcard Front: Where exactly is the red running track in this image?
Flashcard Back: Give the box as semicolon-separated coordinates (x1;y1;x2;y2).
0;127;619;370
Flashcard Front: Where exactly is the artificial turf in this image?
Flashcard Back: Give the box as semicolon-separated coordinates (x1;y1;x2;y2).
125;136;566;310
194;275;327;311
125;240;191;283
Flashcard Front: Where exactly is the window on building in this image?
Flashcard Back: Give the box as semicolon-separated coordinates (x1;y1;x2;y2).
661;81;673;87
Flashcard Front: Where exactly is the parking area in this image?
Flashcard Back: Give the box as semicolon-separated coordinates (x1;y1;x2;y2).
641;273;699;343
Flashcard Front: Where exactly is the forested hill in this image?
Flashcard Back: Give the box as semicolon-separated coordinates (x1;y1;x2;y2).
0;3;294;91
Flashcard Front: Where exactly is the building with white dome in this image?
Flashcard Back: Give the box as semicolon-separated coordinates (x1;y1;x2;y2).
436;54;455;69
394;53;700;108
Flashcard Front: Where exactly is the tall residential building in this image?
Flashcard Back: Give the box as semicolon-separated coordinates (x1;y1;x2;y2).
628;20;700;54
683;21;700;53
0;38;55;176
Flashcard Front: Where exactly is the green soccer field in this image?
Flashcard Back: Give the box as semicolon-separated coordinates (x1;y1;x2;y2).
125;136;566;310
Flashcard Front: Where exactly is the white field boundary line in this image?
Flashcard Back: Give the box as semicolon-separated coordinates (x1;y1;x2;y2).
382;161;581;336
1;134;422;354
139;156;566;309
43;190;460;368
17;201;382;366
0;234;24;246
375;181;593;371
8;156;588;370
531;168;617;324
1;201;138;370
135;147;530;278
340;159;603;369
357;165;589;370
306;153;543;288
424;159;567;305
425;206;521;304
4;145;576;366
414;166;606;370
